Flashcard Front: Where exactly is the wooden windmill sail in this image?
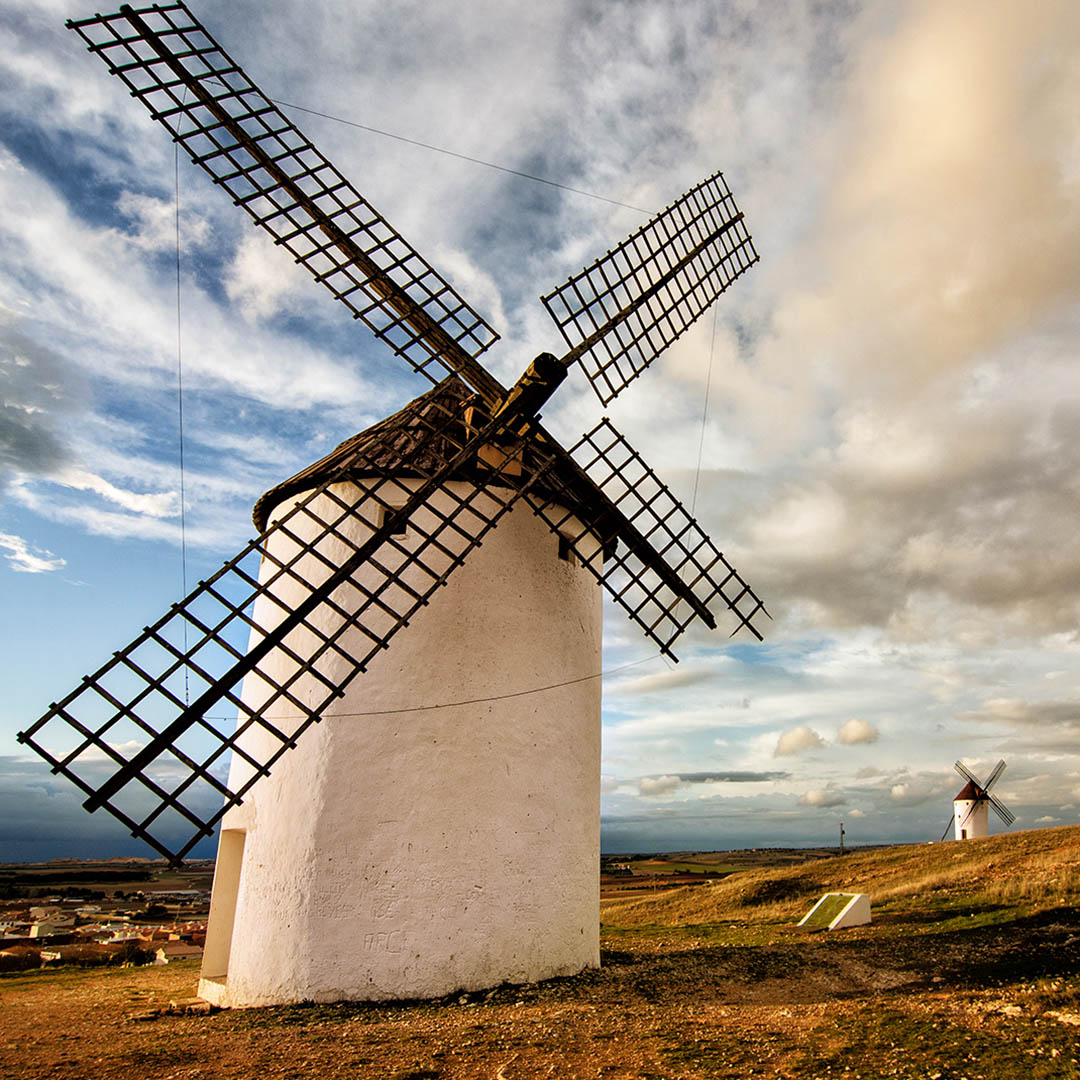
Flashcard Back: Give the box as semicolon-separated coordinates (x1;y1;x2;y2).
945;760;1015;841
19;2;769;1004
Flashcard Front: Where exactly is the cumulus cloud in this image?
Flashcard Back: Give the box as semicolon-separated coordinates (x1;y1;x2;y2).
837;718;878;745
4;0;1080;857
639;775;683;797
774;725;825;757
799;788;845;808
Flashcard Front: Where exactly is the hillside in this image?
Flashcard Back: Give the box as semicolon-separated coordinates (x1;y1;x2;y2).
4;827;1080;1079
602;824;1080;930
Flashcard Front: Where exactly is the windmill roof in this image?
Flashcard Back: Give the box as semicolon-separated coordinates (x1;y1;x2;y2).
954;780;984;802
252;377;571;533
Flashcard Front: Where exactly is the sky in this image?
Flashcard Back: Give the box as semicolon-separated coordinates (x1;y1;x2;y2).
2;0;1079;861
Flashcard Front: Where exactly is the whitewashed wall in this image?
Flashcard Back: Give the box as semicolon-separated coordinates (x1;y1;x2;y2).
200;479;603;1006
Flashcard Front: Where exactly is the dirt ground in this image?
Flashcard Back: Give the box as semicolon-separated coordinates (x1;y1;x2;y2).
4;907;1080;1079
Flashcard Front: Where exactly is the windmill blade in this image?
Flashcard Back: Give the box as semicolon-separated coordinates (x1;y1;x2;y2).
68;2;504;406
541;171;758;406
18;381;540;864
940;816;955;842
983;758;1007;792
528;418;768;654
988;793;1016;826
954;760;981;787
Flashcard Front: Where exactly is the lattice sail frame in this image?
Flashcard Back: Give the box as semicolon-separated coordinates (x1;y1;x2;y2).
18;387;560;863
68;1;503;401
20;3;771;863
540;419;765;645
542;171;758;405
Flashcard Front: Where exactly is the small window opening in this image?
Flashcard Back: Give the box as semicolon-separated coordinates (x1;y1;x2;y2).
381;504;408;539
557;534;577;566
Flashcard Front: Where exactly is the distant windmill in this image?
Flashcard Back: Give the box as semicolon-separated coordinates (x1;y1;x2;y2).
943;760;1015;841
18;2;768;1005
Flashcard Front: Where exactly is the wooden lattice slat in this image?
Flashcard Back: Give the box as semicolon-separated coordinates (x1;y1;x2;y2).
67;2;504;405
541;171;758;405
531;418;768;651
18;384;553;864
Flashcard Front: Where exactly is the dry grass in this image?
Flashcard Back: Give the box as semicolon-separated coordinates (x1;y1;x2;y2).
600;824;1080;929
7;827;1080;1078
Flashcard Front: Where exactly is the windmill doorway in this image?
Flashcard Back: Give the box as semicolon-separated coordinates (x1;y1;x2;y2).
199;829;246;993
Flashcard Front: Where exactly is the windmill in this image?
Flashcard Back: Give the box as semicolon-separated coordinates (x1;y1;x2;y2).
19;2;768;1005
943;760;1015;841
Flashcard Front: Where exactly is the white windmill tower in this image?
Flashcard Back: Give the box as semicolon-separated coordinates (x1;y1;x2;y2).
946;760;1015;841
20;2;768;1007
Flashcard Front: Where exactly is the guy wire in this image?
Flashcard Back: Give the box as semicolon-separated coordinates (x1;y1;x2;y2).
206;652;664;722
271;96;649;215
174;140;190;705
690;302;721;516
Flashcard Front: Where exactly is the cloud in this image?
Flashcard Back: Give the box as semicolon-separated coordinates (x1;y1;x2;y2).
0;531;65;574
224;230;313;323
714;0;1080;641
52;468;177;518
0;310;81;489
678;771;789;784
600;775;619;793
774;725;825;757
114;191;210;255
639;775;683;797
4;0;1080;861
890;781;937;807
837;718;878;745
960;698;1080;727
0;756;219;861
613;667;718;696
799;789;845;808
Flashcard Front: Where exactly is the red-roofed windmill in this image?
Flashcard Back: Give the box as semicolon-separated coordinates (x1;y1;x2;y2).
19;2;768;1004
944;759;1015;841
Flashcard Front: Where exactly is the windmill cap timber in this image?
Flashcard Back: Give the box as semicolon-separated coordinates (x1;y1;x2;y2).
252;377;566;533
954;780;983;802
